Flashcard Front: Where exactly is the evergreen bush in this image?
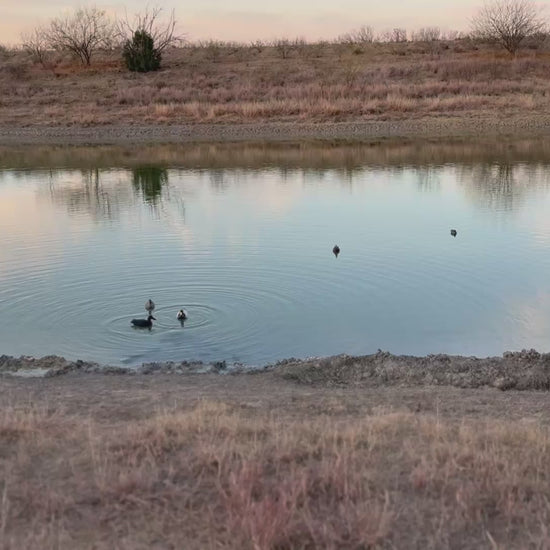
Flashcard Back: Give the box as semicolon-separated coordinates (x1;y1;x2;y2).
123;30;161;72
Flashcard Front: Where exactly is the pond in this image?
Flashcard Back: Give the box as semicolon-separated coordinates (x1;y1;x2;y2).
1;140;549;366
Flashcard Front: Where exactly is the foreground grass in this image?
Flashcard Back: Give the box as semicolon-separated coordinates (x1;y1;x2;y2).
1;399;549;549
1;40;550;126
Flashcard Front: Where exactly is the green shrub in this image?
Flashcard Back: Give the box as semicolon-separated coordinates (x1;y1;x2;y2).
123;30;161;72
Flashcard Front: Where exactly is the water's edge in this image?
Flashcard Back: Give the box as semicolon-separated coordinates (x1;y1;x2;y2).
1;350;549;391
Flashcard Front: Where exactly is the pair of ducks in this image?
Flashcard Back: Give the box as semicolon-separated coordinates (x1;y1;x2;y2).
131;299;187;328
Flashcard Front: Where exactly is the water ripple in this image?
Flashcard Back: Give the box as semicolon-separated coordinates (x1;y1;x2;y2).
2;160;550;364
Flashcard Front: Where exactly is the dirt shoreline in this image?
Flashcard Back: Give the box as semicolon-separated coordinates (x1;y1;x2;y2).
2;349;550;391
3;116;550;145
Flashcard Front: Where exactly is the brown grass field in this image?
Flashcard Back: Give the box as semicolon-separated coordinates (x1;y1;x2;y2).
1;38;550;128
1;369;550;549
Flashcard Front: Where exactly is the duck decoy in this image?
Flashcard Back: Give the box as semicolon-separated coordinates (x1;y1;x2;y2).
145;299;155;313
332;245;340;258
450;229;457;237
131;314;156;329
177;309;188;321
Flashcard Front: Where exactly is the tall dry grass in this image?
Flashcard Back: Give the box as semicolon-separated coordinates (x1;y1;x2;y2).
1;399;550;548
1;40;550;125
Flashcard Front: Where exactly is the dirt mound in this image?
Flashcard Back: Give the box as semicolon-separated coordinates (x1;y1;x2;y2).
275;349;550;390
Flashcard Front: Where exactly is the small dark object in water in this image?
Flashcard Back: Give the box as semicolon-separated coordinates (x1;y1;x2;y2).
131;315;156;328
145;299;155;313
177;309;188;321
332;245;340;258
450;229;457;237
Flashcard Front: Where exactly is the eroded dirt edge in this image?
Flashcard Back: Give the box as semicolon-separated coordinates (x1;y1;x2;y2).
2;349;549;391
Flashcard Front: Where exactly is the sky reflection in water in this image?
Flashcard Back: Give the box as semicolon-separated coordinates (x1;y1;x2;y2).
0;141;549;366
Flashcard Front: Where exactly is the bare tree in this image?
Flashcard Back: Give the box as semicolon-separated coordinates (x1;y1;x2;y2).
380;28;408;43
45;7;115;65
249;40;266;54
116;7;181;54
471;0;546;54
412;27;442;42
442;30;465;41
21;27;49;67
272;38;296;59
339;25;374;45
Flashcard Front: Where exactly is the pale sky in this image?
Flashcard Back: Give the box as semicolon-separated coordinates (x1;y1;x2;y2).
0;0;544;45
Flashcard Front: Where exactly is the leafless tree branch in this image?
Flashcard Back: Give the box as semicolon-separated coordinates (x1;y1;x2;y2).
116;7;182;53
471;0;546;54
44;7;115;65
21;27;50;67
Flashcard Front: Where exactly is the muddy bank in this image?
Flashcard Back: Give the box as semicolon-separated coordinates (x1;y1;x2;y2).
3;116;550;145
2;349;550;391
0;354;228;377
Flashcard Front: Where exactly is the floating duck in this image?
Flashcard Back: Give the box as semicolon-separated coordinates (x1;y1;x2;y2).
131;314;156;328
332;245;340;258
145;299;155;313
450;229;457;237
177;309;188;321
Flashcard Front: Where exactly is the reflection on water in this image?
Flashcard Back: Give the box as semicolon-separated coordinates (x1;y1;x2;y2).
132;166;168;204
4;138;550;170
1;139;550;366
466;164;518;211
40;169;132;221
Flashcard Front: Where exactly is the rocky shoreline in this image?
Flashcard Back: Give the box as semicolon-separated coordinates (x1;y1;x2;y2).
2;349;550;391
3;116;550;145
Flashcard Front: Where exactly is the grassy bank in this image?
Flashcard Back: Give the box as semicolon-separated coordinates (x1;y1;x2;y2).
1;39;550;128
2;355;550;548
1;387;550;549
2;351;550;547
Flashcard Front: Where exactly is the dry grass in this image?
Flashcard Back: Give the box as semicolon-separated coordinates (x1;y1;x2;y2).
2;40;550;126
1;397;550;549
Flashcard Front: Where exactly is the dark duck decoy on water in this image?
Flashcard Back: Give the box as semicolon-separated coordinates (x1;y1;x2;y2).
332;245;340;258
131;314;156;329
177;309;188;321
145;299;155;313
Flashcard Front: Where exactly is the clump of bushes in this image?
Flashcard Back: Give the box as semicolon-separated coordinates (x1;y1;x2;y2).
19;6;179;70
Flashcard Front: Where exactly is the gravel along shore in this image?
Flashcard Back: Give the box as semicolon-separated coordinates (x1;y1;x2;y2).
3;116;550;145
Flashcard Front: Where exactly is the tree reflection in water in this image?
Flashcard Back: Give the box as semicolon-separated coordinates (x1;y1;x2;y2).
459;163;550;212
415;167;441;192
132;166;169;204
43;168;130;221
38;165;180;222
28;153;550;225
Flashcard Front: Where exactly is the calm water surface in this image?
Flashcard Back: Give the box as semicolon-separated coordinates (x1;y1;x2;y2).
1;141;550;366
